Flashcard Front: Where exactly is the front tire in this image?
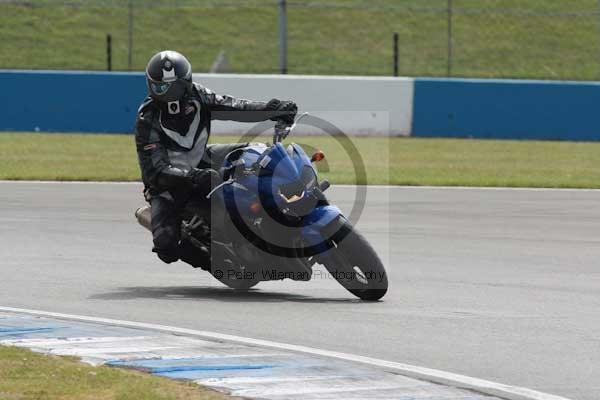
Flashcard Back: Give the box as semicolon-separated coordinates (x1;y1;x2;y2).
321;219;388;301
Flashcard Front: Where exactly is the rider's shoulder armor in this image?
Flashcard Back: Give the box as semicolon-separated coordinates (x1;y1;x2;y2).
137;97;159;123
192;83;216;105
192;82;209;95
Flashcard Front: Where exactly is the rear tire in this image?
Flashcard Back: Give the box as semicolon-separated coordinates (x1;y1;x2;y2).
210;246;260;290
321;219;388;301
213;272;260;290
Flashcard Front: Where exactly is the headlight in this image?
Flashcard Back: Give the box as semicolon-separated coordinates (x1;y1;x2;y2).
279;190;305;203
278;167;317;204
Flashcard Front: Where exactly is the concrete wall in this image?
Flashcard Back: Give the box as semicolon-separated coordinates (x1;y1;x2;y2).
1;70;145;133
3;70;600;140
0;70;413;136
412;78;600;141
193;74;413;136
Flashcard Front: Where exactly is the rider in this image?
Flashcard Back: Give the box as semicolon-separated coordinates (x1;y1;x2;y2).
135;50;297;266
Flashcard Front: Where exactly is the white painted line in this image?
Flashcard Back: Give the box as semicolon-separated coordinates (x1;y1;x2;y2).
1;180;599;192
233;381;415;397
47;346;178;356
0;306;571;400
0;336;150;346
196;375;348;385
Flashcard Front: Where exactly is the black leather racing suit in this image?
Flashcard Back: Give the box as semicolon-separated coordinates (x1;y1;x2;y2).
135;82;291;265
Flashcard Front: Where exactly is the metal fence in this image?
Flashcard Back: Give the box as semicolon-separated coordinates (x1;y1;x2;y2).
1;0;599;80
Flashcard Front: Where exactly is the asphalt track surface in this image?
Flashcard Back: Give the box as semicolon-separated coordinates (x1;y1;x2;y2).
0;181;598;400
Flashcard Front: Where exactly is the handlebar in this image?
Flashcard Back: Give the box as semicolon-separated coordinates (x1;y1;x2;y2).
273;112;309;144
207;113;310;199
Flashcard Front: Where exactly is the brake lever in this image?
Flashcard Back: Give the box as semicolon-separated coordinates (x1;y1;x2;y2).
288;112;309;134
273;112;309;144
273;122;290;144
205;178;235;199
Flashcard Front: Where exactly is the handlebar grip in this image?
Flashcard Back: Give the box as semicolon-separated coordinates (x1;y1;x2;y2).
274;119;291;128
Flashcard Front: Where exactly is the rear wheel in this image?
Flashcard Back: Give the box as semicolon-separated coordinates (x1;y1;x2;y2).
321;219;388;301
212;269;260;290
210;245;260;290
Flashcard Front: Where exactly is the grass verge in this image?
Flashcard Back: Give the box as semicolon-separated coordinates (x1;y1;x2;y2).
1;0;598;80
0;132;599;188
0;345;229;400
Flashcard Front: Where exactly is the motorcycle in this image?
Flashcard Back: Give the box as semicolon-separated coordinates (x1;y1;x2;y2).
135;114;388;301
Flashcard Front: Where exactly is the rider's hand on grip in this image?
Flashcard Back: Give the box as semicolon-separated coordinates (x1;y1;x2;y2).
266;98;297;124
188;168;221;188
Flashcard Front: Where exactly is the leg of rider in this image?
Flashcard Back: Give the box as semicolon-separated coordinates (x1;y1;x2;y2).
150;196;181;264
151;195;210;268
180;143;249;271
195;142;249;223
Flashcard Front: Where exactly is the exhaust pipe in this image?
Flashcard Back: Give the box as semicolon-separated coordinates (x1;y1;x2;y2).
135;206;152;231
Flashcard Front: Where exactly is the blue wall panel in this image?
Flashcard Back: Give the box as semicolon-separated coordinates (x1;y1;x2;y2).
413;78;600;141
4;71;600;140
1;70;146;133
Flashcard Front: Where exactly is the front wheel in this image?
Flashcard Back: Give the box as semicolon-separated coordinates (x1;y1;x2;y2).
321;219;388;301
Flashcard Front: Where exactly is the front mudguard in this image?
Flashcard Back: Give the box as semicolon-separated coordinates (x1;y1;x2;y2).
302;205;347;259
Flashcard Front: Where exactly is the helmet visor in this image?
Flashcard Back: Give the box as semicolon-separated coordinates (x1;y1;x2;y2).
150;81;172;96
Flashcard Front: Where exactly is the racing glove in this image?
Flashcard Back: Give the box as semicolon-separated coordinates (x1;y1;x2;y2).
187;168;221;188
266;98;298;124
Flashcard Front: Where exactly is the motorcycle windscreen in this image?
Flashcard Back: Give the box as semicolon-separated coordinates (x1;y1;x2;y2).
259;145;320;218
257;143;301;196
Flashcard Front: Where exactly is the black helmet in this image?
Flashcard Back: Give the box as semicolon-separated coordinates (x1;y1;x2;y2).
145;50;193;106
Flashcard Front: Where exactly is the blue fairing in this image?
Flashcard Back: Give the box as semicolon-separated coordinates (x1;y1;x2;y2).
302;205;344;254
220;143;266;212
222;142;318;212
257;143;317;209
219;141;345;255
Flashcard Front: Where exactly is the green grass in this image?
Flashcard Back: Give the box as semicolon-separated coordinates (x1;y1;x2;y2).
0;345;229;400
1;132;599;188
1;0;599;80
